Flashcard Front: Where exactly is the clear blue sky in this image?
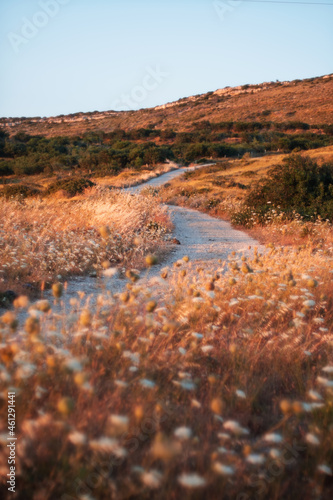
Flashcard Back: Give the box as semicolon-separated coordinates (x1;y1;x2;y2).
0;0;332;117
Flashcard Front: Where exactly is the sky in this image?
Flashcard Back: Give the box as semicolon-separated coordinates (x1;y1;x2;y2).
0;0;332;118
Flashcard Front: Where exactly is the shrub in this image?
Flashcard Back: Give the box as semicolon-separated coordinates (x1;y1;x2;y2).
0;184;40;199
46;178;95;197
0;161;14;176
245;155;333;220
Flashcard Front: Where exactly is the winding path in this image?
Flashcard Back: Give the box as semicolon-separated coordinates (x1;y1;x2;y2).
45;165;260;307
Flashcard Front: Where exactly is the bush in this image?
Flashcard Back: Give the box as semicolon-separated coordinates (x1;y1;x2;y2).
245;155;333;220
0;161;14;176
0;184;40;199
46;178;95;197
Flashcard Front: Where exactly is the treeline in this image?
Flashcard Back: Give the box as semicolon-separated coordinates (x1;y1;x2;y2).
0;120;332;177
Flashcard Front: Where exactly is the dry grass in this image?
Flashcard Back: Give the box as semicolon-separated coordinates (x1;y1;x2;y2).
3;75;333;138
0;187;172;298
95;162;179;189
0;239;333;499
159;147;333;247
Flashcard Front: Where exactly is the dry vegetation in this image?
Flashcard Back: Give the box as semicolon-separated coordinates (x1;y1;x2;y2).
159;146;333;247
95;162;178;189
2;75;333;138
0;187;172;301
0;240;333;499
0;73;333;498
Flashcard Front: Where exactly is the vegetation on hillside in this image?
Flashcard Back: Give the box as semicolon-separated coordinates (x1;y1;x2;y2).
0;121;332;187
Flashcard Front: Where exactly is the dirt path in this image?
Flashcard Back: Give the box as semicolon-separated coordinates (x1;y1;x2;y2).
36;165;261;311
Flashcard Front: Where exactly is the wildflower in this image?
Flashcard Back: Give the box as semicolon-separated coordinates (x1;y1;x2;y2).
305;433;320;446
223;420;249;436
178;473;206;488
236;390;246;399
263;433;283;444
269;449;282;459
191;332;203;339
140;379;156;389
201;345;214;353
218;433;231;440
109;415;129;433
103;267;118;278
174;380;196;391
16;363;36;380
308;390;323;401
247;454;266;465
141;470;163;489
90;437;127;457
64;358;83;372
317;464;332;475
229;299;239;307
212;463;235;476
68;431;87;446
322;365;333;374
123;351;140;364
303;299;316;308
115;380;128;389
174;427;192;440
317;376;333;388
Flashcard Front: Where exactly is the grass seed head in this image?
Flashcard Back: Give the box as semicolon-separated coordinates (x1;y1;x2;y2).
52;282;64;299
146;254;158;266
25;317;40;335
57;397;74;416
80;310;92;327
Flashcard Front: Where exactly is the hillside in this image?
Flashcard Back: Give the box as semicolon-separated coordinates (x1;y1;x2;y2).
1;74;333;138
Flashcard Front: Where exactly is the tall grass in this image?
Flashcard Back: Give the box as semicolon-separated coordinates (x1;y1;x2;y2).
0;240;332;499
0;187;172;296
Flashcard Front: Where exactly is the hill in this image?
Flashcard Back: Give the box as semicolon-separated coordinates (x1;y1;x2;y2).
1;74;333;138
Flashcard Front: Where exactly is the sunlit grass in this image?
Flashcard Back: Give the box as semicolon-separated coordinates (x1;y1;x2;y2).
0;240;332;499
0;187;172;296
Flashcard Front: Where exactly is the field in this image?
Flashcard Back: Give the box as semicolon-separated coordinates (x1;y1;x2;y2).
0;187;172;302
1;226;333;499
1;76;333;499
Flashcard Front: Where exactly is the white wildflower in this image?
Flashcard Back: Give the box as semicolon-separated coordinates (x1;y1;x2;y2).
178;473;206;488
174;427;192;440
213;462;235;475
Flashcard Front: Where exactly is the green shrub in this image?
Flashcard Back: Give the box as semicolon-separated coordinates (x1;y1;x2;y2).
245;155;333;221
0;161;14;176
46;178;95;197
0;184;40;199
